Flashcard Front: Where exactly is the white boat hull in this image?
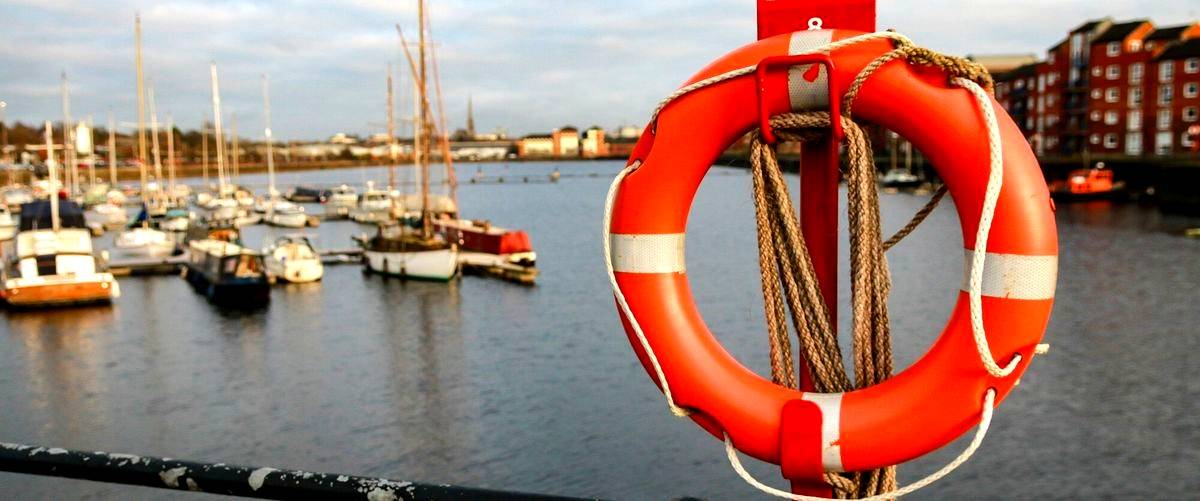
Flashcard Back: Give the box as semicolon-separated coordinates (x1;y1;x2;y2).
265;259;324;283
267;212;308;228
364;248;458;281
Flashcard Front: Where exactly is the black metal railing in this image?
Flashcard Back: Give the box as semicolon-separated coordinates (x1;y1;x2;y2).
0;442;593;500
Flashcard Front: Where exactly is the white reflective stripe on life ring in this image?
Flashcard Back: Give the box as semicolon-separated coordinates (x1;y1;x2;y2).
961;250;1058;300
609;233;686;274
801;392;845;472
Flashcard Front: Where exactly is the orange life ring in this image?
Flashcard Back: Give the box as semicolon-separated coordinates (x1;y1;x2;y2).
606;29;1057;474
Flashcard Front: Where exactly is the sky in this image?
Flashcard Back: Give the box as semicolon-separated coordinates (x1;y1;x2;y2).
1;0;1197;141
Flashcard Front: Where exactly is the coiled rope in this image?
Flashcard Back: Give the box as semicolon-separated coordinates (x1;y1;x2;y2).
602;30;1029;499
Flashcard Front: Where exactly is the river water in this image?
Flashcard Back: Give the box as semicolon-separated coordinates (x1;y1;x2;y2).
1;160;1197;499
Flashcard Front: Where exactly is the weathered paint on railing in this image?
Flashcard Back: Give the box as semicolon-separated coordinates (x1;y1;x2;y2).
0;442;594;500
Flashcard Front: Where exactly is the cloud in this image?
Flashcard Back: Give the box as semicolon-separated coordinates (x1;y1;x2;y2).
1;0;1197;140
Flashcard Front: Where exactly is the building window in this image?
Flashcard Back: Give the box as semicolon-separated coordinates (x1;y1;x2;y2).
1107;42;1121;56
1130;62;1143;83
1185;82;1199;99
1185;132;1197;148
1090;110;1101;122
1027;78;1035;89
1092;66;1102;77
1047;94;1056;106
1185;107;1199;123
1126;132;1143;155
1187;58;1200;74
1158;109;1172;130
1107;64;1120;80
1156;131;1172;155
1091;88;1102;100
1048;72;1058;85
1129;87;1142;106
1160;61;1174;82
1104;111;1119;125
1015;79;1025;90
1130;40;1142;52
1038;75;1046;92
1103;133;1118;148
1106;88;1120;103
1159;86;1173;105
1128;110;1142;130
1047;114;1059;126
1090;134;1100;144
1048;52;1057;64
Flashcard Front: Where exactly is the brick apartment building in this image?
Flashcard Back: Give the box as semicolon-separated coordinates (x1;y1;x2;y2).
994;18;1200;158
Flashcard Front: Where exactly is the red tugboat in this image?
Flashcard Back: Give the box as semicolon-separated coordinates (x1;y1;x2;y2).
1050;162;1127;201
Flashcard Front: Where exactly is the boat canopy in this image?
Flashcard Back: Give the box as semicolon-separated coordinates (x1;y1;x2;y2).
18;199;87;231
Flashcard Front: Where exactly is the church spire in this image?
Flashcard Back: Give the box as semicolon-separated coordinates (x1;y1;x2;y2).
466;94;476;139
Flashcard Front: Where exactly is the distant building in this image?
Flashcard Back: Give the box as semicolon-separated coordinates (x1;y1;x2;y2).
517;134;554;157
553;126;579;156
580;126;608;157
994;17;1200;157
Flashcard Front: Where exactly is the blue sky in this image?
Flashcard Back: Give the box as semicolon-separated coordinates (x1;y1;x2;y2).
0;0;1196;140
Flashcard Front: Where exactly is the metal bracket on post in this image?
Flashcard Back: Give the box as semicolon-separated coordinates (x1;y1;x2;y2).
756;0;876;496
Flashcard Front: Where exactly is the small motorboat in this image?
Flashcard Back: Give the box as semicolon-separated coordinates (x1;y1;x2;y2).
266;200;308;228
184;232;270;308
113;225;177;260
263;235;324;283
86;202;128;230
158;208;193;232
1050;163;1126;201
286;186;330;203
436;218;537;284
349;182;394;224
325;184;358;218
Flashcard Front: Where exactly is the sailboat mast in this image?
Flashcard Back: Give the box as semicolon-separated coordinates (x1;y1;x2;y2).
166;115;176;195
107;113;118;185
87;117;97;186
44;121;59;232
135;14;148;192
230;114;239;185
60;71;76;197
201;120;209;189
149;86;163;194
387;63;396;190
263;74;275;198
210;63;227;193
418;0;431;238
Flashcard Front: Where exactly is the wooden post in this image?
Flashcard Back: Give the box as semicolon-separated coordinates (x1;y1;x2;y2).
756;0;875;496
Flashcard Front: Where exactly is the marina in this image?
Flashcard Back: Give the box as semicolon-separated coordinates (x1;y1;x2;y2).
1;0;1199;499
0;161;1197;499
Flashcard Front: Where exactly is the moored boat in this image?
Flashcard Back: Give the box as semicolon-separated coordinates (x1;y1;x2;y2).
263;235;323;283
265;200;308;228
349;182;394;224
326;184;358;218
435;218;537;283
359;223;458;281
2;199;120;307
113;224;176;260
1050;163;1126;201
183;236;270;308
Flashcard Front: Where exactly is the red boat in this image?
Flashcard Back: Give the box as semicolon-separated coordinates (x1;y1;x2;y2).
1050;163;1126;201
435;219;538;284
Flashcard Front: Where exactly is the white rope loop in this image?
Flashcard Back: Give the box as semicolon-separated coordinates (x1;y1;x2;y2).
603;162;690;417
724;389;998;501
951;76;1021;379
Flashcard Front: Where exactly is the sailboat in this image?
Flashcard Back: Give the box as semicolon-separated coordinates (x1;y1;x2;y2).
113;46;174;259
0;122;120;307
359;0;457;281
260;74;309;228
203;62;258;228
